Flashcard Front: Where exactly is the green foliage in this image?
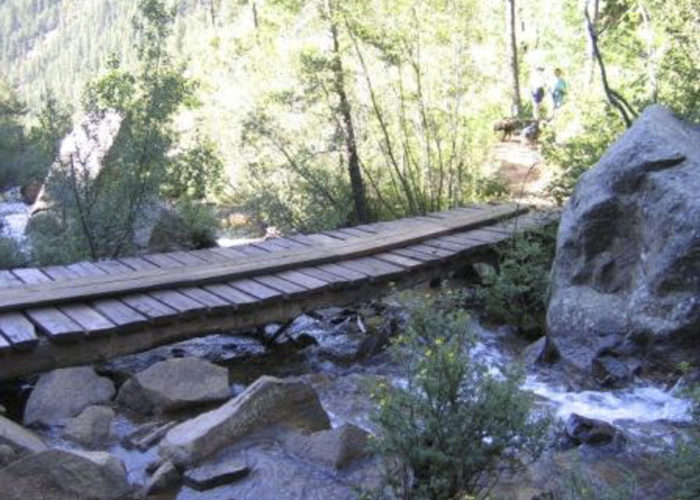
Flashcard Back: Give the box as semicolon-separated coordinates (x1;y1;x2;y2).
476;223;557;337
173;198;219;249
370;288;548;499
0;237;26;269
541;105;624;205
670;376;700;500
555;469;637;500
163;137;225;200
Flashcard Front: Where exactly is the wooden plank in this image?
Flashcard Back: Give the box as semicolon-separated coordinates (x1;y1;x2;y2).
408;244;455;259
251;240;289;252
166;251;209;266
295;266;350;288
205;247;248;260
316;262;369;283
121;294;178;321
352;224;378;234
236;245;270;257
337;228;369;238
0;313;38;350
322;230;353;240
391;247;442;263
276;270;330;291
142;253;185;269
303;233;344;246
0;270;23;287
204;284;257;306
253;275;307;296
148;290;206;315
91;299;148;328
0;204;523;311
95;260;134;274
60;304;116;336
420;238;468;252
374;252;425;269
336;257;404;281
178;287;231;312
42;265;81;281
66;262;108;278
190;248;232;263
230;279;282;302
12;268;52;284
26;307;84;342
119;257;159;271
265;238;307;249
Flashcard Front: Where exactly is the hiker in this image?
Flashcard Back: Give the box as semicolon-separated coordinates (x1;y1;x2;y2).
551;68;568;111
529;66;547;119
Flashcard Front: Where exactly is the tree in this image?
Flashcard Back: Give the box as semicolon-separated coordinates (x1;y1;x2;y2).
506;0;522;116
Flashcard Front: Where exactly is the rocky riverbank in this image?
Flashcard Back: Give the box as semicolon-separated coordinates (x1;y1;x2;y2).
0;293;694;499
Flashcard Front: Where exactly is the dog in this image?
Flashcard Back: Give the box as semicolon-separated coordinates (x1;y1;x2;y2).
493;117;529;141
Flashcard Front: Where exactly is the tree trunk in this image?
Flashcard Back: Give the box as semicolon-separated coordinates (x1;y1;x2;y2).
252;1;259;30
327;0;369;224
585;0;600;84
507;0;522;116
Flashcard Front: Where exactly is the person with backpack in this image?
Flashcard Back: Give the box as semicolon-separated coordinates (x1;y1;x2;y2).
529;66;547;119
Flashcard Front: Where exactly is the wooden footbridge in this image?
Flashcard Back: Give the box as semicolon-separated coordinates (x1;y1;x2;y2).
0;203;552;380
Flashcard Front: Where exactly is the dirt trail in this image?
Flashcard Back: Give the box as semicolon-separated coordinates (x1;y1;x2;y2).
489;137;554;207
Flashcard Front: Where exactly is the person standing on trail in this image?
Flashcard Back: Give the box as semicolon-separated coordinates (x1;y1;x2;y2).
529;66;547;119
551;68;568;111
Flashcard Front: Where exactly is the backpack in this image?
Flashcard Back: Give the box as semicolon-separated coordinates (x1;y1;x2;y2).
532;87;545;104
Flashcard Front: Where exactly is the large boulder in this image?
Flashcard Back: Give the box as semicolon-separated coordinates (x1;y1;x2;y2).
0;415;47;455
117;357;230;415
24;367;116;427
159;375;331;467
0;449;131;500
31;110;123;216
548;106;700;382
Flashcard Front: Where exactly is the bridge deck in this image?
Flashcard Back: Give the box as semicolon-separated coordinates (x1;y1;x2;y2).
0;203;552;380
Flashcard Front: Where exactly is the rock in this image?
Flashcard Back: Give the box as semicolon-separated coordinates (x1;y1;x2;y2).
0;415;48;455
522;337;560;366
591;356;637;388
63;405;115;448
183;460;250;490
31;110;123;216
0;444;17;467
284;423;370;469
98;333;266;385
20;179;42;205
0;403;7;415
547;106;700;381
117;357;230;415
145;460;182;495
565;413;625;448
133;200;216;253
160;375;331;467
0;449;130;500
23;367;115;427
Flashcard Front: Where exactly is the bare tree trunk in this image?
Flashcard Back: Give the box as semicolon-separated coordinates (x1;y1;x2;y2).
585;7;637;127
209;0;216;27
507;0;522;116
327;0;368;224
252;1;259;30
585;0;600;84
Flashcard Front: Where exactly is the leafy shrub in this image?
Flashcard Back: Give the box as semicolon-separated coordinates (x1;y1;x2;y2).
370;289;548;499
0;237;26;269
174;198;219;249
476;223;557;338
670;376;700;500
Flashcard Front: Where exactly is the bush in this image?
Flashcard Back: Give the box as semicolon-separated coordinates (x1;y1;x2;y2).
670;376;700;499
174;198;220;249
476;223;557;338
370;289;549;499
0;237;26;268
